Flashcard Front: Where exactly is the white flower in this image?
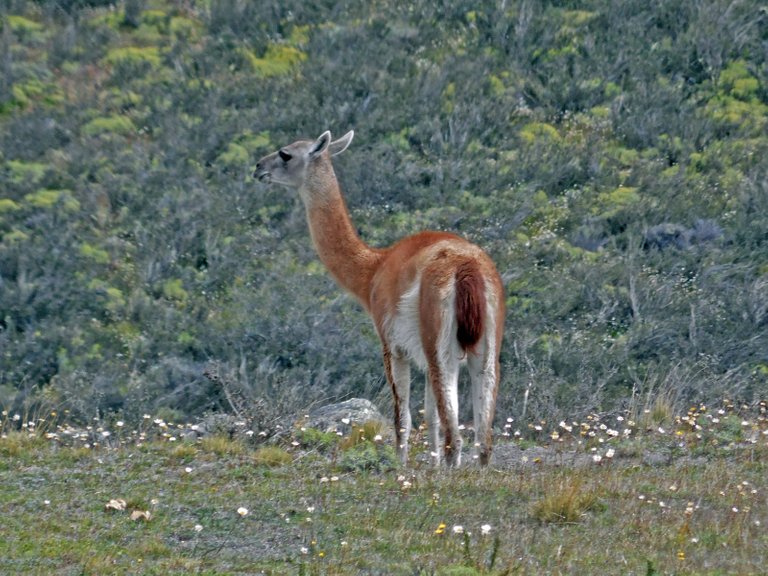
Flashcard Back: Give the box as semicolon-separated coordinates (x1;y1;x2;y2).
237;507;249;517
452;525;464;535
194;524;203;532
480;524;492;536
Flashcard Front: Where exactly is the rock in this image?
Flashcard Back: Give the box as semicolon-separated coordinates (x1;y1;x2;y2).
643;219;723;251
299;398;389;435
491;443;594;469
644;223;691;250
642;449;673;467
186;412;250;441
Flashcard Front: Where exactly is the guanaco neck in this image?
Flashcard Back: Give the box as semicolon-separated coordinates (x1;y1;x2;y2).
299;158;383;310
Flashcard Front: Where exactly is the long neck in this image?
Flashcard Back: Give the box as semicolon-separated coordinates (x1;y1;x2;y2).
299;163;382;310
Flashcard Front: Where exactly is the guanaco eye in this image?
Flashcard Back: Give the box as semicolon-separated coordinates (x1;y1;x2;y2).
278;150;292;163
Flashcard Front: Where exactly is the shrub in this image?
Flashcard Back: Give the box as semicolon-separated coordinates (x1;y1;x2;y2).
338;442;398;473
295;427;339;452
82;115;137;137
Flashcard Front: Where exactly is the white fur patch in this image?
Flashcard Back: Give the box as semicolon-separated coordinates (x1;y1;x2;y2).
384;276;465;371
385;279;427;368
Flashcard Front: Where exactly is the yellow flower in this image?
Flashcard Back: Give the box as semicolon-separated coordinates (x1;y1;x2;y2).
434;522;446;535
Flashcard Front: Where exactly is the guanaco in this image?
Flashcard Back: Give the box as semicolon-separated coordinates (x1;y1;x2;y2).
254;130;504;466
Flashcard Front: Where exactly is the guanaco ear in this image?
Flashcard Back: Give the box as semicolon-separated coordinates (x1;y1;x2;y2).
329;130;354;156
309;131;332;158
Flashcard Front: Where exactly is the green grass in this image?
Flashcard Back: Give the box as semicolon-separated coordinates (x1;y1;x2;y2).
0;407;766;575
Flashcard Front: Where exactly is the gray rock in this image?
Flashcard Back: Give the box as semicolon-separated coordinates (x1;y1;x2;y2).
299;398;389;435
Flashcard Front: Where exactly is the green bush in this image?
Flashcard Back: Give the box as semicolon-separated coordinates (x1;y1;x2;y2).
339;442;398;473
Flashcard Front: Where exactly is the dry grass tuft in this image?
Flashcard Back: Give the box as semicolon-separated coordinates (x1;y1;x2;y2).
199;434;246;456
253;446;292;467
531;477;602;524
339;420;386;450
0;430;47;457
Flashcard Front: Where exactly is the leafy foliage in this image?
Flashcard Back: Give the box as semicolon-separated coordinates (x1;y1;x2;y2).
0;0;766;425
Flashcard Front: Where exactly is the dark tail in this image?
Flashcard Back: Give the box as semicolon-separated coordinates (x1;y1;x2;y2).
455;261;486;353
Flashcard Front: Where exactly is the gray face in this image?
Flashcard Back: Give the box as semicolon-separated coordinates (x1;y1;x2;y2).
253;139;316;188
253;131;354;189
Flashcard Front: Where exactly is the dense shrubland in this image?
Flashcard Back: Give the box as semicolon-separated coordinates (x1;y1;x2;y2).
1;0;766;426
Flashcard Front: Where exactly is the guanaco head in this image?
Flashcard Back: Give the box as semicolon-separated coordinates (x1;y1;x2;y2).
254;130;354;189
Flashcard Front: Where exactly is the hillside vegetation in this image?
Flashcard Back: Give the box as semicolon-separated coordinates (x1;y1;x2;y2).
1;0;767;425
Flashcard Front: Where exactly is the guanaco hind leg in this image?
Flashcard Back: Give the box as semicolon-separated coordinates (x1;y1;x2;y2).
426;358;462;467
467;337;499;465
382;344;412;464
423;374;441;466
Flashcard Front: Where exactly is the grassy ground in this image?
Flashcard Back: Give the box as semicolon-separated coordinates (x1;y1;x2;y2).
1;404;766;575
